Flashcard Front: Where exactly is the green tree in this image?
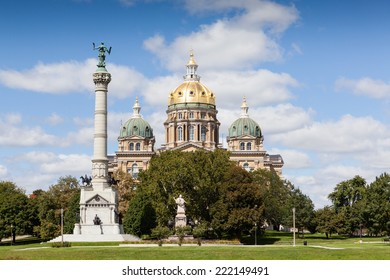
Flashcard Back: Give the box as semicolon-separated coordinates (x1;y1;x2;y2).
210;165;264;239
328;175;366;236
364;173;390;235
137;150;234;228
0;181;34;243
315;206;339;238
123;190;156;237
113;169;136;216
284;187;315;237
252;169;291;230
34;176;80;239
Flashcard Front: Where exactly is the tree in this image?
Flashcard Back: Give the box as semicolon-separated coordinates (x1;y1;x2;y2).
284;187;315;237
137;150;234;228
123;190;156;236
210;165;264;239
328;175;367;236
315;206;340;238
113;169;136;215
364;173;390;236
0;181;34;243
33;176;80;239
252;169;291;230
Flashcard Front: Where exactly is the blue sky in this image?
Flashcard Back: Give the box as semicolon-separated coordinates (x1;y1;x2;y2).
1;0;390;209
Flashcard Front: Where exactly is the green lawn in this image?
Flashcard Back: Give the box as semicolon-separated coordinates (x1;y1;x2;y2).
1;232;389;260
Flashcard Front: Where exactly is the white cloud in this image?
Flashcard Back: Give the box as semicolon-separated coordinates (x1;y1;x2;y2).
272;114;389;154
0;59;95;94
45;113;64;125
269;148;311;169
40;154;91;174
0;114;60;147
0;164;8;177
144;0;299;72
335;77;390;99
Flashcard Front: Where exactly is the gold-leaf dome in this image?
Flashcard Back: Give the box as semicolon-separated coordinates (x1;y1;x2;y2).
168;50;216;108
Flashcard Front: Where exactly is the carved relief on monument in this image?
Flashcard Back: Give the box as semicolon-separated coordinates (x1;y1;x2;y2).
92;162;108;179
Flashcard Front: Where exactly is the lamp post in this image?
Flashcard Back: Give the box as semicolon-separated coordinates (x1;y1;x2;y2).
292;208;296;247
61;208;64;245
254;222;257;246
10;224;13;246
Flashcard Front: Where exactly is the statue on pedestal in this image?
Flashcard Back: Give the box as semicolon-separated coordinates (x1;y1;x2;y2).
175;194;186;213
174;194;187;227
93;42;112;68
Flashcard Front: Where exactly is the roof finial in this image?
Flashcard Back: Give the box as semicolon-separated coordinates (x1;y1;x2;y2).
184;49;200;81
240;96;249;118
132;97;141;118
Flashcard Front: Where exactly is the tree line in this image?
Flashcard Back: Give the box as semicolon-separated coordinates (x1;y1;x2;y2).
0;150;389;242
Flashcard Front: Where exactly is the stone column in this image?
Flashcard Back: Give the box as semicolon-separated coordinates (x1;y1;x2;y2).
92;70;111;191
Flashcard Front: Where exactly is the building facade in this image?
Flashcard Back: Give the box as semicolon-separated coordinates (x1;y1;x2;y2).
110;51;283;177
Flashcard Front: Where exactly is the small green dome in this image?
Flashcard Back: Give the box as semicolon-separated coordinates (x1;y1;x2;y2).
120;117;153;138
119;97;153;138
228;97;262;138
228;117;262;138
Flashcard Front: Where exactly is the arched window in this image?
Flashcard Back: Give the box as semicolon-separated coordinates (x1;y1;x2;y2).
178;113;183;120
189;112;194;119
201;126;206;142
240;142;245;150
131;163;139;179
135;143;141;151
243;163;250;172
246;142;252;150
178;126;183;141
129;143;134;151
189;126;194;141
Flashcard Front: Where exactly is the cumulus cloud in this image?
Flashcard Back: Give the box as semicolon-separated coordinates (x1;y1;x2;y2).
0;164;8;177
335;77;390;99
0;113;60;147
5;151;91;193
272;114;389;154
0;59;95;94
269;148;311;169
45;113;64;126
144;0;299;72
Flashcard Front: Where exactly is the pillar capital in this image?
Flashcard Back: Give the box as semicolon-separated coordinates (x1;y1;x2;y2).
93;72;111;86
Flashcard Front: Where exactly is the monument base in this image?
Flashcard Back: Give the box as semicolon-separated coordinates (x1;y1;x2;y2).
175;213;187;227
49;233;140;242
73;223;123;235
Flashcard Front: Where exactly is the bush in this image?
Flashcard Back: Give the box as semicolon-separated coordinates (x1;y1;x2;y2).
51;241;72;248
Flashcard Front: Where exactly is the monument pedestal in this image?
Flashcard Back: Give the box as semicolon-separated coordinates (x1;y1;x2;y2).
175;212;187;227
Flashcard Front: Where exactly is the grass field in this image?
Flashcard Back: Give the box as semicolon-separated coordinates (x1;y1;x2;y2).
0;231;389;260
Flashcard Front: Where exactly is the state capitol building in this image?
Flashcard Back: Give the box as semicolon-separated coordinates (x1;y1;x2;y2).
109;51;283;178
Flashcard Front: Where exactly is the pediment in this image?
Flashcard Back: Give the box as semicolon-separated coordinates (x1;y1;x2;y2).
86;194;109;205
172;142;211;152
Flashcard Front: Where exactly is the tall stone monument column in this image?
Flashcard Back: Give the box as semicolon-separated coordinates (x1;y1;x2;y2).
91;69;111;191
73;43;123;237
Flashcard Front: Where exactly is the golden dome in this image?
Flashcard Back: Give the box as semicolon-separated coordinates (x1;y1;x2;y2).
168;51;216;108
169;81;215;106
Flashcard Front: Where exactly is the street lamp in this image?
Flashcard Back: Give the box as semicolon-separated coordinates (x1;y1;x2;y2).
254;222;257;246
292;208;296;247
10;224;13;246
61;208;64;245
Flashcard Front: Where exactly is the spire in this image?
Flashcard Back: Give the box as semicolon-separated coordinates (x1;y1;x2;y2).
184;49;200;81
240;97;249;118
132;97;141;118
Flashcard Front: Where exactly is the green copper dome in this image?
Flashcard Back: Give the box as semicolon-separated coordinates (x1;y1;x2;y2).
228;117;262;138
120;98;154;138
228;97;262;138
120;118;153;138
